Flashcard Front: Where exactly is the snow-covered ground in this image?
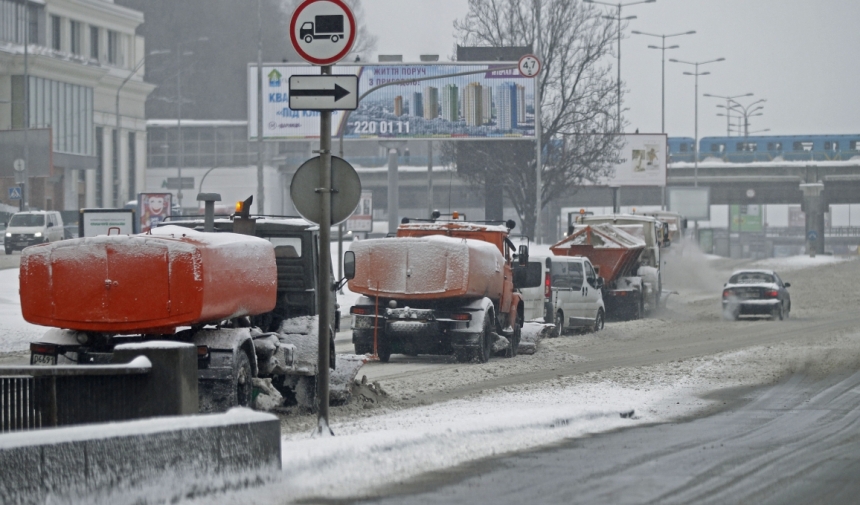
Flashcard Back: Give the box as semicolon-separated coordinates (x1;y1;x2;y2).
749;254;849;271
0;268;49;353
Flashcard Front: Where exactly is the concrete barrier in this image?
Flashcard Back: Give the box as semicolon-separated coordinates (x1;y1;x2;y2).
0;409;280;505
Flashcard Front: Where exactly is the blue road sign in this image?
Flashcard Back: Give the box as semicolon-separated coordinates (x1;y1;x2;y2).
8;187;22;200
807;230;818;241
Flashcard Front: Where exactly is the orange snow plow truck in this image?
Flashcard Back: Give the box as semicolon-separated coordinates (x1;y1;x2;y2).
348;212;539;363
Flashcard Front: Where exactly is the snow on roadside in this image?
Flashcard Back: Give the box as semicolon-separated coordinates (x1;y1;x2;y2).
0;268;48;353
749;254;852;272
195;326;860;505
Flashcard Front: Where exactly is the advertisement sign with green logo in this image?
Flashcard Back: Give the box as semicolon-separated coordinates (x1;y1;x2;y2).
730;204;763;232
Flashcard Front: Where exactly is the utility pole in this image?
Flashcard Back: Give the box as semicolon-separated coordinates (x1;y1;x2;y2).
22;0;30;210
256;0;265;214
534;0;542;243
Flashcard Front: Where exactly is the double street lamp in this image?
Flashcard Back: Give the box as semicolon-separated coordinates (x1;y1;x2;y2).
704;93;753;136
726;98;766;137
584;0;656;131
632;29;696;133
670;57;724;187
150;37;209;211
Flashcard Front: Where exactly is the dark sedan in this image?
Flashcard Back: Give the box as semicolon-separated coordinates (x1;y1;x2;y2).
722;269;791;320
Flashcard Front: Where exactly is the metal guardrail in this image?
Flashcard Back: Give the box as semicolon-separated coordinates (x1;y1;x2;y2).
0;357;151;433
764;227;860;238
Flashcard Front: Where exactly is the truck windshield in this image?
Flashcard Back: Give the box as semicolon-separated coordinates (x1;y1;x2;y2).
9;214;44;227
268;236;303;258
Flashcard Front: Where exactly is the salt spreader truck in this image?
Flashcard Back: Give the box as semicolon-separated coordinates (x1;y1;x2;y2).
348;212;538;363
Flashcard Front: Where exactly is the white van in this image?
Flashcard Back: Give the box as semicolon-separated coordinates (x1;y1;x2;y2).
518;255;605;335
4;211;64;254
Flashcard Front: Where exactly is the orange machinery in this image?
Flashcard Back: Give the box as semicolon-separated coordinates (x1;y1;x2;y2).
347;217;525;363
550;223;645;281
20;225;277;334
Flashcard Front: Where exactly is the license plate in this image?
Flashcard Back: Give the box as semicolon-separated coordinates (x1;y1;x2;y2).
30;353;57;366
16;242;28;247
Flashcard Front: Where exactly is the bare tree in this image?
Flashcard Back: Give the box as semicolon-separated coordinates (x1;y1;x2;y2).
283;0;377;61
451;0;623;240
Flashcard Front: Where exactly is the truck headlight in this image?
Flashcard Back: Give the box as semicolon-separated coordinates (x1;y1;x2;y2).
4;232;10;237
34;232;42;237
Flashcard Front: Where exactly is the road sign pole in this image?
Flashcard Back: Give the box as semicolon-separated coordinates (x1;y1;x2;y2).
317;64;333;435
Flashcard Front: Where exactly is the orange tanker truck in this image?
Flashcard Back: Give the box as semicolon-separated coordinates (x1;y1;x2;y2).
347;212;538;363
20;205;360;412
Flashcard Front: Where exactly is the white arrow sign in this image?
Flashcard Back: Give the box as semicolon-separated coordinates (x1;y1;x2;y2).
289;75;358;110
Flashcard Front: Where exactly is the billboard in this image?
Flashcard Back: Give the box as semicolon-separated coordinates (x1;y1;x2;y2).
138;193;172;233
730;204;763;232
249;63;536;140
346;190;373;232
79;209;136;237
667;186;711;221
604;134;667;187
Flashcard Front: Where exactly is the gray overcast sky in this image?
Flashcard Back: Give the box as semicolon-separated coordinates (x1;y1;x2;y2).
362;0;860;138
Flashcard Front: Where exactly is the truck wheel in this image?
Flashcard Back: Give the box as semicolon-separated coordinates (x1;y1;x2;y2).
331;35;340;43
553;311;564;337
377;337;392;363
475;313;492;363
234;351;253;408
304;34;313;43
593;308;605;332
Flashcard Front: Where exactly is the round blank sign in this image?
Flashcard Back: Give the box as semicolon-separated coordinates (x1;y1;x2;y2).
290;156;361;225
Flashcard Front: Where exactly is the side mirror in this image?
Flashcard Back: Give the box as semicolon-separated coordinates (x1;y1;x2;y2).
47;222;54;228
595;277;605;289
784;282;790;288
518;245;529;266
343;251;356;280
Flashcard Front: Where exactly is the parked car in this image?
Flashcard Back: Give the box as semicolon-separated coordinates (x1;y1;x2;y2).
4;210;65;254
516;254;605;336
722;269;791;320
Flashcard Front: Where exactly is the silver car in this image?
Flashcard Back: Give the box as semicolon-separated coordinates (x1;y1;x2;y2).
722;269;791;320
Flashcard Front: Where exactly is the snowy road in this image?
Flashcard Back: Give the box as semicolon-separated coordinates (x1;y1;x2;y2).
215;251;860;504
357;371;860;505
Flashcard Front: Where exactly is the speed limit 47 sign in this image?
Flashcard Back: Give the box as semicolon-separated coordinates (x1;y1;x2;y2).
518;54;541;78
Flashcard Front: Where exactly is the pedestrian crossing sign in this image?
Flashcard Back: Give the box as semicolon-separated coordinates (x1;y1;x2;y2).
8;187;22;200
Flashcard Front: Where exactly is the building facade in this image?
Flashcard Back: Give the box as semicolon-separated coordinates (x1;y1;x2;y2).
441;83;458;122
422;86;438;119
0;0;153;212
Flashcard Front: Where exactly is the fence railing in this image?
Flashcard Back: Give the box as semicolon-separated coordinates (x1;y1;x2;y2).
0;357;151;433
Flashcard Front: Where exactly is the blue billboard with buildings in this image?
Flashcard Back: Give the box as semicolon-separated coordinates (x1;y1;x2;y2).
249;63;535;140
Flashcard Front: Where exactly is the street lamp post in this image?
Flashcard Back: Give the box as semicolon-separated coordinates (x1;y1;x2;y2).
584;0;655;132
726;98;766;137
153;37;208;212
704;93;752;136
632;29;695;133
116;52;169;207
670;57;724;187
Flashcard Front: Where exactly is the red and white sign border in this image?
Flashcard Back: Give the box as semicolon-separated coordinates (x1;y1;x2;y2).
518;54;541;78
289;0;357;66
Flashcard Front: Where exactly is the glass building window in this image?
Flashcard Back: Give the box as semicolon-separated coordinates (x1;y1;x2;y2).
96;127;104;207
112;129;119;206
70;20;81;55
90;26;99;60
50;14;60;51
12;75;94;156
128;132;136;201
0;1;43;45
107;30;117;65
